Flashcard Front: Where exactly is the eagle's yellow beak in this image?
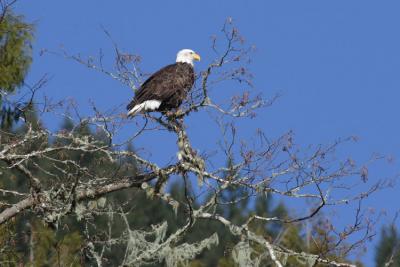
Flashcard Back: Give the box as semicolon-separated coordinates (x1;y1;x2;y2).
193;53;201;61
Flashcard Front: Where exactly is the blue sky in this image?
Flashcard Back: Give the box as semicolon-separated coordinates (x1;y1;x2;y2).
15;1;400;265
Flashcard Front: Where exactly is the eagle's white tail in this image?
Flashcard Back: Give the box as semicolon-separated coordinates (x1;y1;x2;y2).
127;100;161;117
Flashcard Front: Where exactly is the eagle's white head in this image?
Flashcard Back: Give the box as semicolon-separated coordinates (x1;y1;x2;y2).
176;49;201;66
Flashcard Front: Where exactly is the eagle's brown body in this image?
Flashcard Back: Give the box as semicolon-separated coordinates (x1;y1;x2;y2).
127;62;194;115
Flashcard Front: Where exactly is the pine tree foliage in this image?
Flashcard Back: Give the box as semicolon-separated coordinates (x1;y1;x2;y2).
375;225;400;267
0;10;32;92
0;2;33;128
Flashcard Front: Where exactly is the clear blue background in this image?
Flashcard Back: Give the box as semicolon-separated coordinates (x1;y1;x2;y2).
15;1;400;265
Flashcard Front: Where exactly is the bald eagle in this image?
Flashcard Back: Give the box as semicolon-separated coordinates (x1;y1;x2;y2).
127;49;200;117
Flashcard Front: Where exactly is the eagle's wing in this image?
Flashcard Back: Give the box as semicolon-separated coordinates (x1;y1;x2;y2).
126;63;178;111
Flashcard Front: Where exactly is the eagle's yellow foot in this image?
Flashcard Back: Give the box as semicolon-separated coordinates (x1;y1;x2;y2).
174;110;184;117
